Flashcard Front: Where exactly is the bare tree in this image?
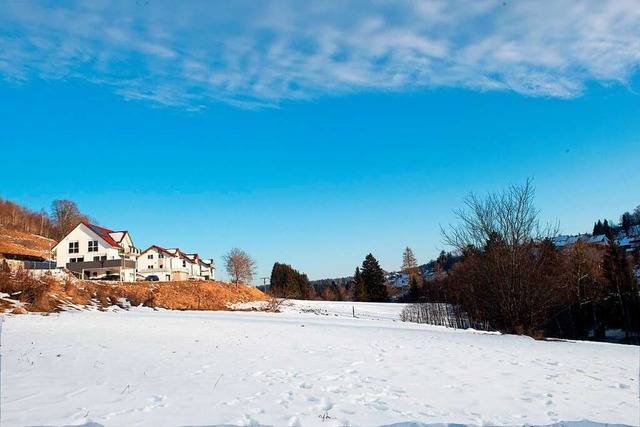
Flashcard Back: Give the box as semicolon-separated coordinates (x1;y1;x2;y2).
401;246;419;275
440;179;563;335
441;178;557;251
222;248;257;286
51;199;89;239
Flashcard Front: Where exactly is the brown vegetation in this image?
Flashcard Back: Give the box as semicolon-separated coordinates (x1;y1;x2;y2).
0;197;91;241
0;228;56;259
0;261;268;313
0;197;54;238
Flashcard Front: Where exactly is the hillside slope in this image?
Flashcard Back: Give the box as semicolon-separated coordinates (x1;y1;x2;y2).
0;228;55;259
0;268;268;313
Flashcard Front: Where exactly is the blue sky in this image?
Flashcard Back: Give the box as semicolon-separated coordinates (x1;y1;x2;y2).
1;1;639;282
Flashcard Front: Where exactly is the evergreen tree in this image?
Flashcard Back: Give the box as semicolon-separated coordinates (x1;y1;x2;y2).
603;219;615;241
270;262;311;299
354;267;367;302
361;253;388;302
621;212;632;234
593;220;604;236
602;242;640;340
408;274;420;302
331;280;341;301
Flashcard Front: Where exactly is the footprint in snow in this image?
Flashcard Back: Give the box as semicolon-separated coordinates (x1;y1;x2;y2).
319;396;333;411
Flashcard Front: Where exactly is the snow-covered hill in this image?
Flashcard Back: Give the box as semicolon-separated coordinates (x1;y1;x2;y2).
1;301;637;426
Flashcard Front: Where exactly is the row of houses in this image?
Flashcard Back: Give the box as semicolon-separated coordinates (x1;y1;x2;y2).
52;222;215;282
551;232;640;256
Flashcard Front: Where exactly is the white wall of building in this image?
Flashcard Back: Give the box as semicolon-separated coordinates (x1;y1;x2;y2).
53;223;121;266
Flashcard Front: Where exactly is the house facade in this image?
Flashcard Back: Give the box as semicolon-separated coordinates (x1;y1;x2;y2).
53;223;216;282
52;222;139;281
185;253;216;280
137;246;216;281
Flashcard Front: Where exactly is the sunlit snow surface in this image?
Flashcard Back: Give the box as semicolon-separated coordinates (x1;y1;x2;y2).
1;300;638;426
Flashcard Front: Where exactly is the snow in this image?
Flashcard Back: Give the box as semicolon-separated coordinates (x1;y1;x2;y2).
1;301;638;427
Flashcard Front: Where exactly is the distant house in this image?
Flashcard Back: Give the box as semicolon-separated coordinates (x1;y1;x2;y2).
184;253;215;280
137;246;215;281
52;222;139;281
386;272;409;288
618;236;640;255
552;234;610;248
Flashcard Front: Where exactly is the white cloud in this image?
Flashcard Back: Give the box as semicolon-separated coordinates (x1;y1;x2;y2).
0;0;638;109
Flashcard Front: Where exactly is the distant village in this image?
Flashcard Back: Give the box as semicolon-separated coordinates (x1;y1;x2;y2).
311;225;640;291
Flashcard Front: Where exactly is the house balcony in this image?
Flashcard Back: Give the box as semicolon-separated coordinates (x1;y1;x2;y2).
66;259;136;273
138;266;191;275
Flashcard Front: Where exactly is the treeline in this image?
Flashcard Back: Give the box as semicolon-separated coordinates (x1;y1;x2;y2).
0;198;54;237
269;254;389;302
412;180;639;343
269;262;313;299
0;197;92;241
592;207;640;237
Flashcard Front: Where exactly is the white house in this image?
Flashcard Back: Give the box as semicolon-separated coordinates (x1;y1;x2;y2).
185;253;216;280
387;272;410;288
137;246;214;281
52;222;139;281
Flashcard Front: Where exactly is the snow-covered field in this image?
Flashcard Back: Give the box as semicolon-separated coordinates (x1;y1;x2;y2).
1;301;638;427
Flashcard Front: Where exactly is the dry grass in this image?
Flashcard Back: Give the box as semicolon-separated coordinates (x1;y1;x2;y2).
0;228;55;259
0;262;268;313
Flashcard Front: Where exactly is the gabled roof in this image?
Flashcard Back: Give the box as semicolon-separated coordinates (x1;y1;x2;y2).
166;248;196;264
138;244;177;258
53;222;127;250
552;234;610;247
82;222;123;248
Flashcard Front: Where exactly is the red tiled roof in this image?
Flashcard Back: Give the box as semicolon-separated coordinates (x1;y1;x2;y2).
82;222;122;249
168;248;196;263
138;244;177;258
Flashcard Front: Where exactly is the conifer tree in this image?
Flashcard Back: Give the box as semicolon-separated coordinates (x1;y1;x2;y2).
270;262;311;299
593;220;604;236
621;212;632;234
354;267;367;302
408;274;420;302
603;219;615;241
602;242;640;340
361;253;388;302
401;247;419;275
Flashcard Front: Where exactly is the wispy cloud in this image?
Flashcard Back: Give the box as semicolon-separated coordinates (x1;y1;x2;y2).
1;0;638;109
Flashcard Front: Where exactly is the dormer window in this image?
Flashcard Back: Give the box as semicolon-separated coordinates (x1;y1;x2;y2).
88;240;98;252
69;241;79;254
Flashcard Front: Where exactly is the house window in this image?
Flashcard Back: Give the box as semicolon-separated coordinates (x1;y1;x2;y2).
88;240;98;252
159;253;165;259
70;257;84;263
148;265;154;270
159;264;163;269
147;254;153;259
68;241;79;254
182;260;186;267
